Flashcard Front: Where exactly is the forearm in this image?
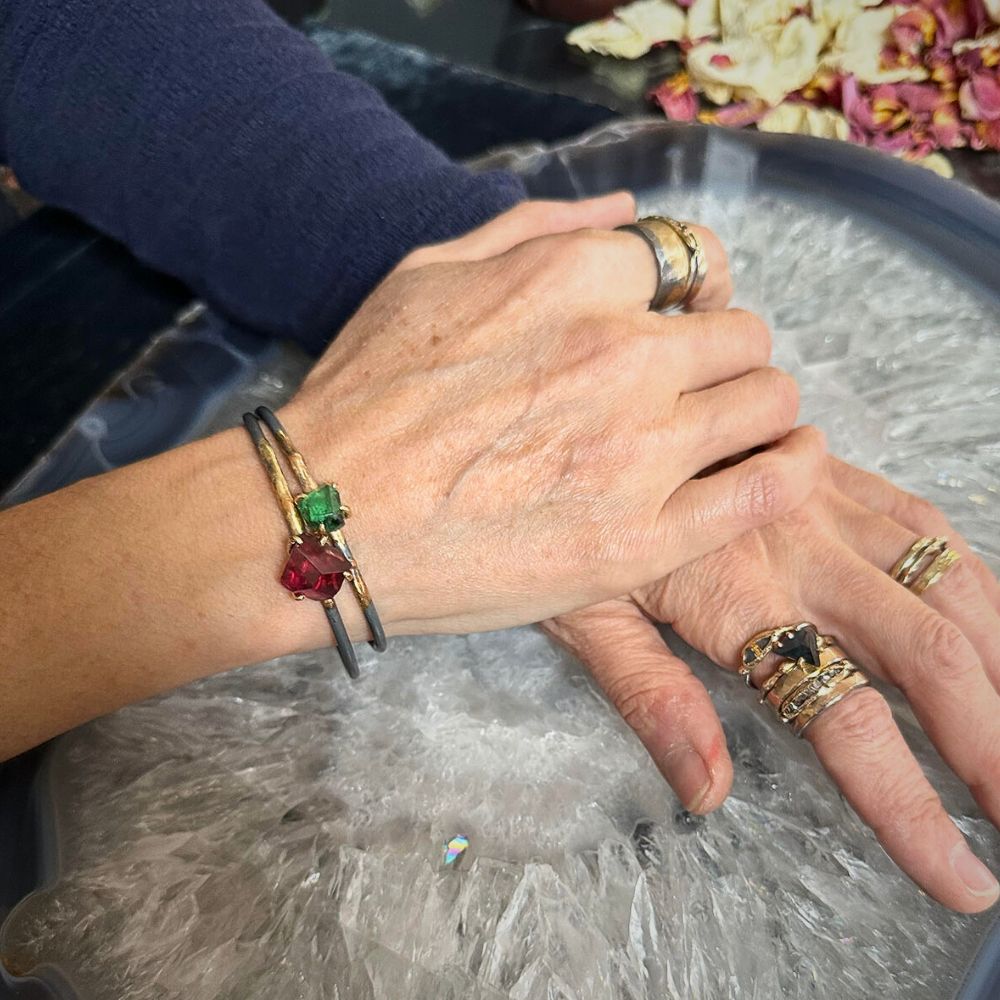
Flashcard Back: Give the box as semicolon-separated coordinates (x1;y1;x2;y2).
0;0;524;351
0;427;351;762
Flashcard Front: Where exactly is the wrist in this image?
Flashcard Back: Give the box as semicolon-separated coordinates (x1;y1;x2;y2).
234;408;401;658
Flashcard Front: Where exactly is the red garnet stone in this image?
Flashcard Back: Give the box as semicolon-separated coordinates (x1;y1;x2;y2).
280;535;350;601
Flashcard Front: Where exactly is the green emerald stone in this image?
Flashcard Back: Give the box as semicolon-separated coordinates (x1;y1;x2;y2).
296;483;345;532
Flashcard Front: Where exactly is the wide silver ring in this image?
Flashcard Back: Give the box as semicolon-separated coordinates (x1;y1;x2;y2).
617;216;707;311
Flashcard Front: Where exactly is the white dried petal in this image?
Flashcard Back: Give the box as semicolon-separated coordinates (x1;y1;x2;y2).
953;28;1000;54
829;5;929;83
909;152;955;178
618;0;686;43
567;17;650;59
758;103;851;140
685;0;720;40
567;0;685;59
718;0;799;39
687;18;824;106
811;0;883;33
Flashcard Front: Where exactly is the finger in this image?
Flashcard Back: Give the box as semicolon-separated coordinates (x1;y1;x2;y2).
399;193;637;269
662;567;999;911
682;223;733;313
832;491;1000;697
645;308;772;392
829;457;1000;613
807;688;999;912
658;425;827;571
544;601;732;814
803;543;1000;829
673;367;800;479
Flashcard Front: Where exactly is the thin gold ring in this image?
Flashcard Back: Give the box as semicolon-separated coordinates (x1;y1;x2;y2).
889;535;960;595
911;547;961;596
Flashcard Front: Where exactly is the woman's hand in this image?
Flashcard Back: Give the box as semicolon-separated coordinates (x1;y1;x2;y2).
546;456;1000;912
0;194;805;762
282;195;815;642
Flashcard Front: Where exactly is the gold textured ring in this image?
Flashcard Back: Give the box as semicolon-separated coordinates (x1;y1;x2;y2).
739;622;870;738
911;547;961;596
617;216;707;312
889;535;960;596
664;219;706;307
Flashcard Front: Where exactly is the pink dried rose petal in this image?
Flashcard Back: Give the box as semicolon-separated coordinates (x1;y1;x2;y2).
959;71;1000;121
800;68;843;106
895;82;945;113
890;8;936;57
975;119;1000;149
963;0;994;36
932;2;963;47
928;102;969;146
927;53;959;89
649;71;699;122
698;100;768;128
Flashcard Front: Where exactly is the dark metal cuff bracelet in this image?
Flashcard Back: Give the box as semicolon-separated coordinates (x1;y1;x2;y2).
242;406;386;680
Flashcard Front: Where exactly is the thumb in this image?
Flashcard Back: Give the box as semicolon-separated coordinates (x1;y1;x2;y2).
544;600;733;815
396;192;636;270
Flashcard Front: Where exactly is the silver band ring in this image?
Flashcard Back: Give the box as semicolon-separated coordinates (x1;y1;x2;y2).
617;216;707;312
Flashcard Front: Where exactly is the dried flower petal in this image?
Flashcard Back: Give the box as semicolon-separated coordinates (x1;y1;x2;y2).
650;71;700;120
698;100;768;126
959;71;1000;120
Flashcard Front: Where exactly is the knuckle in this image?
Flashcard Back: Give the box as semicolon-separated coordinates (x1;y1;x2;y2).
726;308;767;340
735;455;790;525
921;618;975;685
609;672;685;735
576;230;617;271
528;233;603;290
888;783;949;832
797;423;828;457
722;309;773;360
826;689;895;747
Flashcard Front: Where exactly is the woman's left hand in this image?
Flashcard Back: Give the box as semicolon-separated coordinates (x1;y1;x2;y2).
546;455;1000;912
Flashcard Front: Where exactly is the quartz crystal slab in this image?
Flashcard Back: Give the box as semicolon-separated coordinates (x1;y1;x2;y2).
2;157;999;1000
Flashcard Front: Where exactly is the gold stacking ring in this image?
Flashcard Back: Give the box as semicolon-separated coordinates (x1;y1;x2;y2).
617;216;707;311
740;622;870;737
890;535;960;596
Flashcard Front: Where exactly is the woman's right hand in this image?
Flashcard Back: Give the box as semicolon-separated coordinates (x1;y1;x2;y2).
0;195;820;762
281;197;826;643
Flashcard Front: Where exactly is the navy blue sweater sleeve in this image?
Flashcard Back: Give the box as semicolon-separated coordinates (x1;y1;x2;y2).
0;0;526;351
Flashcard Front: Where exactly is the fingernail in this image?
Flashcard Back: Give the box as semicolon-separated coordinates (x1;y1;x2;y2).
950;842;1000;900
662;746;711;813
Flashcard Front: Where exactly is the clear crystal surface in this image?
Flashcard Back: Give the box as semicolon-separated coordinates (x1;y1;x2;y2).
2;184;998;1000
